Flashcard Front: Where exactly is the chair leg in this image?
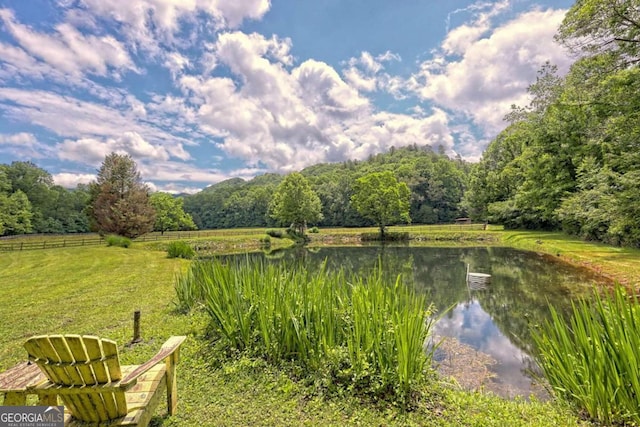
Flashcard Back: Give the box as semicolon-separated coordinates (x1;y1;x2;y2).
165;351;179;415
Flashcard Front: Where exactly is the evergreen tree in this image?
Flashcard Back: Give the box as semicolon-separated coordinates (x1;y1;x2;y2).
88;153;155;238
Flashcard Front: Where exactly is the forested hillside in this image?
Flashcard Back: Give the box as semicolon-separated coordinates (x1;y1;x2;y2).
182;145;469;230
463;1;640;246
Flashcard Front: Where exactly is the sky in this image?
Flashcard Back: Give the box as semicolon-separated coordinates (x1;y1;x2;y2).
0;0;575;194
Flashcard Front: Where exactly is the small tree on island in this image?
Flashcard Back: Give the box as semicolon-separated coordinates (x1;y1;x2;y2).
351;171;411;239
150;192;197;235
88;153;155;238
269;172;323;237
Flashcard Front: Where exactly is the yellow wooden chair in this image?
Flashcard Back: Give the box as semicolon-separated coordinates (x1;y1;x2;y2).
23;334;186;426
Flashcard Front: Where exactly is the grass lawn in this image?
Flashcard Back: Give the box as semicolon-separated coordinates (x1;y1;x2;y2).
1;229;626;426
497;230;640;288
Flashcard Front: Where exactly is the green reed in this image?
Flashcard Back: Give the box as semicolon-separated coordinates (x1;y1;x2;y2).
532;284;640;425
175;257;435;400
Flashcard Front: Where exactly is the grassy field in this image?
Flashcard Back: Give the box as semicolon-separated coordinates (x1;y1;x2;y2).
2;226;638;425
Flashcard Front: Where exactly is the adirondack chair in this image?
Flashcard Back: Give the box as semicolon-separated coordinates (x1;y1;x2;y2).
23;334;186;426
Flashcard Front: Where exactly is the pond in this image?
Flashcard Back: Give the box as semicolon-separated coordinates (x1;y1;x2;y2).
227;246;609;399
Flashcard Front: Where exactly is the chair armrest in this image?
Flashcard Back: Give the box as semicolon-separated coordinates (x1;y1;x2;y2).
119;336;186;389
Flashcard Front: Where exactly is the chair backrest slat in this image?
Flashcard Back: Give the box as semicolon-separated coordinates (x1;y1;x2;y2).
24;336;69;384
83;337;124;419
24;335;128;423
49;336;88;385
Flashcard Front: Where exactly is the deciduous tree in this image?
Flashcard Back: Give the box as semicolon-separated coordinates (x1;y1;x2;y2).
269;172;322;236
0;190;33;236
557;0;640;67
351;171;410;238
150;192;197;234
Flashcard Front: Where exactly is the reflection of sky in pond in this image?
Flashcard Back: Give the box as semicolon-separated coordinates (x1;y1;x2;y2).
434;299;539;397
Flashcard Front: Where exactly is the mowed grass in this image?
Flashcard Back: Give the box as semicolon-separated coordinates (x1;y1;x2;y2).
0;246;191;366
0;237;598;426
499;231;640;287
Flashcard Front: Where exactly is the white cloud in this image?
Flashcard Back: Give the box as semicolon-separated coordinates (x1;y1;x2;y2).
74;0;272;52
442;23;489;56
139;161;259;186
343;67;378;92
0;8;137;77
164;51;191;79
410;8;571;136
0;42;56;82
342;50;402;94
52;172;95;188
338;108;456;160
0;132;38;145
213;0;272;28
153;183;203;195
174;32;456;172
0;88;191;160
56;132;170;165
0;132;51;159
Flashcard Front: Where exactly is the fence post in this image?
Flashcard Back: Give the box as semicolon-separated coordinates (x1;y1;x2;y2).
132;310;142;344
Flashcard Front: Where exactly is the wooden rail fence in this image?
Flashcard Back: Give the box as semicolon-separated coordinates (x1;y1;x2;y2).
0;224;489;252
0;230;264;252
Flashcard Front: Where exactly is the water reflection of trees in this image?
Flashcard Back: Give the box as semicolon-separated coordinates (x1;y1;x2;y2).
236;246;605;358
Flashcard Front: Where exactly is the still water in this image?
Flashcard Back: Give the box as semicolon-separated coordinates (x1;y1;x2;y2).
229;246;608;398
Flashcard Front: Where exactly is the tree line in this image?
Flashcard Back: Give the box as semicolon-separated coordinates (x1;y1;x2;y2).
0;155;196;238
462;0;640;247
0;146;467;238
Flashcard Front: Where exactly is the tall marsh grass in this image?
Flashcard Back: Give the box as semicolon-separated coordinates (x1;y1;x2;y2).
175;257;435;401
532;285;640;425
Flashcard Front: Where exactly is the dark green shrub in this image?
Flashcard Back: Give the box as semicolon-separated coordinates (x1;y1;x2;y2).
105;235;132;248
167;241;195;259
259;235;271;248
266;229;284;238
285;227;308;243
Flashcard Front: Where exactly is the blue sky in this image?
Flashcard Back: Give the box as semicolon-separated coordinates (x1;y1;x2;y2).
0;0;574;193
